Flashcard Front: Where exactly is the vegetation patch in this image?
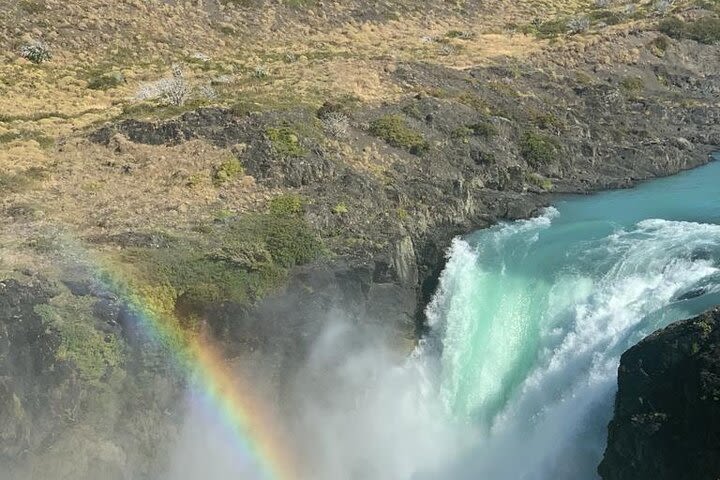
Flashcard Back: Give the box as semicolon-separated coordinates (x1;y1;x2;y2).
332;202;348;215
530;110;565;132
265;125;308;158
525;172;554;191
468;121;498;138
268;194;305;216
36;296;124;384
119;212;323;313
523;17;569;38
659;16;720;44
589;9;625;25
620;76;645;94
212;156;244;186
0;130;54;148
520;132;559;166
0;167;47;195
368;115;429;155
648;35;671;55
87;71;125;91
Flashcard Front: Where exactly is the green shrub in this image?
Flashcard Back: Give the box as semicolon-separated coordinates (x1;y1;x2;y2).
451;126;473;139
620;76;644;93
332;202;348;214
456;92;491;112
660;16;720;44
269;194;304;216
525;18;569;38
36;297;124;384
520;132;558;166
468;121;498;138
87;72;125;90
589;9;625;25
212;157;244;185
687;16;720;43
19;41;51;64
525;172;554;190
122;213;324;312
265;125;308;158
261;216;323;268
659;17;687;38
369;115;429;155
649;35;671;55
531;111;565;131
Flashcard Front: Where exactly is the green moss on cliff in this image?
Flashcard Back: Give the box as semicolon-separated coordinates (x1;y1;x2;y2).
265;125;308;158
369;114;429;155
35;296;125;384
520;132;559;166
119;211;323;313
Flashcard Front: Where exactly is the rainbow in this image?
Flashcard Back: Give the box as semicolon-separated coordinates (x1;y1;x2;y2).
81;247;299;480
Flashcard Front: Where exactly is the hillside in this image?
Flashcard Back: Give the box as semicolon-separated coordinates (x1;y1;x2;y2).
0;0;719;478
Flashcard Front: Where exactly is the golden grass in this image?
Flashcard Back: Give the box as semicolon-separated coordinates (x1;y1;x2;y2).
0;0;682;273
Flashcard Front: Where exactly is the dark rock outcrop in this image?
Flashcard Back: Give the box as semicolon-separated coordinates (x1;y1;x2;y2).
599;308;720;480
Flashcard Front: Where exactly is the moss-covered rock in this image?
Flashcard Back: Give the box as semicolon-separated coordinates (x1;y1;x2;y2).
35;296;125;384
519;132;559;167
265;125;308;158
368;115;429;155
212;156;244;185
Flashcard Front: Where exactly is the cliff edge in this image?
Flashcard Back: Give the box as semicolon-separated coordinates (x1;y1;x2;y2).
599;308;720;480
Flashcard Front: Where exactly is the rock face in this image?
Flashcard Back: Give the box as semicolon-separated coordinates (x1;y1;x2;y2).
599;308;720;480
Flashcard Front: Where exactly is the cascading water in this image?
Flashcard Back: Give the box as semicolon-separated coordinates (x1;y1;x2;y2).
424;157;720;479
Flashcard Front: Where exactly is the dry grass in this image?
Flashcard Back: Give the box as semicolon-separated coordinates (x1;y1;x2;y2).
0;0;686;272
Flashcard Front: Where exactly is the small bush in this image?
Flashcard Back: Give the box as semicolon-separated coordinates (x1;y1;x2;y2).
620;76;645;93
567;17;591;34
253;66;269;79
369;115;429;155
451;126;473;140
446;30;475;39
212;157;244;185
525;172;554;191
654;0;674;15
526;18;569;38
648;35;671;55
469;121;498;138
266;125;308;158
269;194;304;216
659;17;687;37
520;132;558;166
87;71;125;90
36;298;124;384
322;112;350;138
19;41;51;64
332;202;348;215
589;9;625;25
531;111;565;131
136;64;191;106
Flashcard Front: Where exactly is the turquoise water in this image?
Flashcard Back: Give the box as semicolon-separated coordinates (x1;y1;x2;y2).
426;156;720;479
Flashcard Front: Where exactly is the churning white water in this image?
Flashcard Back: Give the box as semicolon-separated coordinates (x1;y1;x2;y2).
420;159;720;479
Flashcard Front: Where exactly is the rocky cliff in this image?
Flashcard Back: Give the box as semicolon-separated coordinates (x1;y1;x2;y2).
1;0;720;477
599;308;720;480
